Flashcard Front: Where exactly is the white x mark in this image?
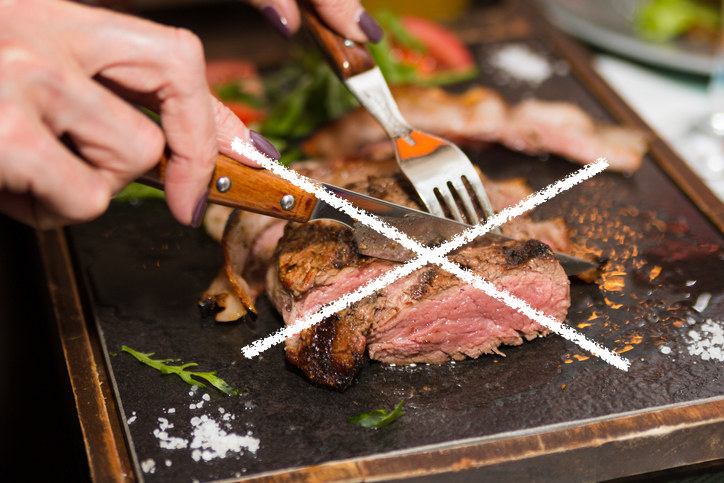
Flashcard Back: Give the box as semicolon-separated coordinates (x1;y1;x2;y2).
231;138;630;371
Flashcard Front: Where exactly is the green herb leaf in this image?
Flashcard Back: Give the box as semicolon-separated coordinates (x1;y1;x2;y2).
348;399;405;428
113;182;165;201
213;81;264;107
121;345;242;396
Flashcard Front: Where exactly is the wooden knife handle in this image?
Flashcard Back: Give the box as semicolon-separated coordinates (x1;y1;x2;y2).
140;153;317;223
299;0;376;80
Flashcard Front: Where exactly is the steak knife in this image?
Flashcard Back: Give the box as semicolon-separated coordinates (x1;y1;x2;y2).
141;153;597;276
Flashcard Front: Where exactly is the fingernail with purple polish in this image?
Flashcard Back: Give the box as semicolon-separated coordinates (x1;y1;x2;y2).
261;5;291;39
191;189;208;228
358;10;383;43
250;130;280;161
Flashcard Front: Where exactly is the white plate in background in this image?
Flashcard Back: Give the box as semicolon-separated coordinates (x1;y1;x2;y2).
538;0;715;75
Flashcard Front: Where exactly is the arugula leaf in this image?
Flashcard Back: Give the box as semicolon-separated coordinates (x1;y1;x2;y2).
121;345;242;396
260;51;358;138
348;399;406;428
213;81;264;107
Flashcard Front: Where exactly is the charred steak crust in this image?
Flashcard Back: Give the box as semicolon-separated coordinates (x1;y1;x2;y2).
502;239;554;267
276;221;362;296
285;309;370;390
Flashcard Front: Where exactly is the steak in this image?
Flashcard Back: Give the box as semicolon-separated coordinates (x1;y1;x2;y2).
265;174;570;390
268;220;569;390
201;160;574;390
303;85;647;173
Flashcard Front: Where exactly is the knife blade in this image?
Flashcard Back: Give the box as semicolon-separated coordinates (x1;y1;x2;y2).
141;153;597;276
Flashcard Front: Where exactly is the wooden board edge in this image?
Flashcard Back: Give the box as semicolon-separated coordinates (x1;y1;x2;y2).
240;397;724;482
36;228;136;482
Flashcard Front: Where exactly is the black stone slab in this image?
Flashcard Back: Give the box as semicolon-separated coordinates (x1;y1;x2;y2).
66;38;724;482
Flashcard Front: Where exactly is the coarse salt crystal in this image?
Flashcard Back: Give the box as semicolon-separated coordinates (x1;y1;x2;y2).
686;319;724;362
202;393;210;402
488;44;553;86
659;345;672;355
158;417;173;430
693;292;712;312
141;459;156;474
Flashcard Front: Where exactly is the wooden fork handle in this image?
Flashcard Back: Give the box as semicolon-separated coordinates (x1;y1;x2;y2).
299;0;376;80
140;153;317;223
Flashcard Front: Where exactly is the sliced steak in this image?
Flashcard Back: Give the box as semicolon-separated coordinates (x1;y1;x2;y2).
266;175;571;390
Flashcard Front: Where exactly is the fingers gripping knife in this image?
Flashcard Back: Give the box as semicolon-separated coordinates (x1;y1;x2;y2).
300;3;498;229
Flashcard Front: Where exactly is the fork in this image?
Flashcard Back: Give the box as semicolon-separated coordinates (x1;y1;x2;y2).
301;4;497;227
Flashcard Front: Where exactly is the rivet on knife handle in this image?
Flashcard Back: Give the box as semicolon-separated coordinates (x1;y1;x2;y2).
208;154;316;222
140;153;318;223
299;0;376;80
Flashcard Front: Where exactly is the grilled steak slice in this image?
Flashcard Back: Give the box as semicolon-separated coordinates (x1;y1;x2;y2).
266;174;571;390
268;221;569;389
367;240;569;365
303;85;647;173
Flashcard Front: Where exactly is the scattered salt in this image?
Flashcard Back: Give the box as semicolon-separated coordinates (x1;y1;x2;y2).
153;416;188;450
693;292;712;313
149;408;259;466
202;393;211;402
165;459;172;467
127;411;137;425
158;417;172;430
488;44;553;86
189;415;260;462
686;319;724;361
167;408;175;414
141;459;156;474
659;345;672;355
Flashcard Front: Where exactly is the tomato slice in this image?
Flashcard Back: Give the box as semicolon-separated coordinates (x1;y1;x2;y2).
223;101;266;125
399;15;475;72
206;59;266;125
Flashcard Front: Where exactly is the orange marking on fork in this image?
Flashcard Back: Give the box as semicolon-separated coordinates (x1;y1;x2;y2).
396;131;445;158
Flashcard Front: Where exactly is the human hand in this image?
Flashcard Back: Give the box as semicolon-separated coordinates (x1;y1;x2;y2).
0;0;278;229
244;0;383;43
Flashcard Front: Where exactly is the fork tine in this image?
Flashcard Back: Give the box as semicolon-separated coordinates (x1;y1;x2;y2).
437;186;466;223
420;188;447;218
449;178;481;225
462;173;499;232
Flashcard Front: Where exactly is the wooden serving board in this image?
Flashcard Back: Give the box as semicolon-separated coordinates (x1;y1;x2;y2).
39;2;724;481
